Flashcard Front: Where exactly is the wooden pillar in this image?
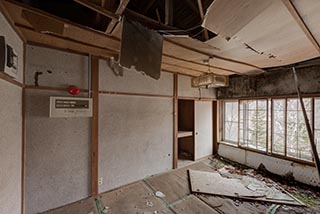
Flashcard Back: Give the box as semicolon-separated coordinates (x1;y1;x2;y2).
293;67;320;179
91;56;99;196
173;73;178;169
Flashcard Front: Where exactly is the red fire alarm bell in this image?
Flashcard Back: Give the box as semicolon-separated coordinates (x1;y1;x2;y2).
68;85;80;95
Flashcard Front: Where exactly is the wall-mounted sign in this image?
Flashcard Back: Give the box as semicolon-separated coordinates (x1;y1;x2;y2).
49;96;93;118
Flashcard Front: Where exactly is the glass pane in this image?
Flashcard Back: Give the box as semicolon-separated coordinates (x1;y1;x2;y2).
223;101;238;143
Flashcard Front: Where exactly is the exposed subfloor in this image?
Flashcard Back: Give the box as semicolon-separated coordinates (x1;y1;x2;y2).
42;157;320;214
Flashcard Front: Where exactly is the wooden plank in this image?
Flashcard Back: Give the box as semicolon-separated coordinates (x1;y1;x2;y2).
171;195;219;214
173;74;178;169
292;67;320;179
282;0;320;53
73;0;118;19
42;197;98;214
91;56;99;196
18;26;117;58
178;131;193;138
196;0;209;40
144;162;214;204
99;181;169;214
165;0;173;26
163;37;264;74
22;10;64;34
105;0;130;34
0;0;26;42
0;72;24;88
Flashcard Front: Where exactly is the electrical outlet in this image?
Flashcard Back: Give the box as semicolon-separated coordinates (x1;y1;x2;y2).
98;177;103;186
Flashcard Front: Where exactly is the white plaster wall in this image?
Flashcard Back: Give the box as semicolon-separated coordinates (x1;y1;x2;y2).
218;143;320;187
178;74;216;98
25;45;89;88
0;12;24;83
98;94;173;192
25;89;91;214
99;59;174;95
0;79;22;214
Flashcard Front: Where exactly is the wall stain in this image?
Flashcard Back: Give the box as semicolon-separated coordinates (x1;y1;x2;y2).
34;71;43;86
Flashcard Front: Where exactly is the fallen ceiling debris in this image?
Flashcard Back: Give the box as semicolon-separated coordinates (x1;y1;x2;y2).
188;169;303;206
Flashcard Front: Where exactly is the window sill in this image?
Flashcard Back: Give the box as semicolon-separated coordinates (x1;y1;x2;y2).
218;142;316;167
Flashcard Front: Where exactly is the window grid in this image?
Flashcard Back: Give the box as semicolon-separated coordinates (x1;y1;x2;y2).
222;96;319;164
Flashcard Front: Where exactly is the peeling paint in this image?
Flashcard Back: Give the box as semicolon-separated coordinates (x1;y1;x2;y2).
244;43;263;55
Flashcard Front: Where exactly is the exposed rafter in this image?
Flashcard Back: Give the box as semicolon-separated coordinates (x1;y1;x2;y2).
73;0;118;19
105;0;130;34
282;0;320;54
197;0;209;40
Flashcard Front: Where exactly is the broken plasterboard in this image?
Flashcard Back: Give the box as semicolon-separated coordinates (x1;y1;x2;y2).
119;17;163;80
188;170;303;206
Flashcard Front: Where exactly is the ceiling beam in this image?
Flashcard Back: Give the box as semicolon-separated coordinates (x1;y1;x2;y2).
164;37;265;73
143;0;157;14
73;0;118;19
105;0;130;33
165;0;173;26
282;0;320;53
185;0;200;15
197;0;209;40
124;8;178;30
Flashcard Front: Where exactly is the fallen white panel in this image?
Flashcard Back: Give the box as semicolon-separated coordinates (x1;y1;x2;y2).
189;170;265;198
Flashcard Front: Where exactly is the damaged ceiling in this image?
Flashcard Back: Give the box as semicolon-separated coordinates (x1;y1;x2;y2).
2;0;320;77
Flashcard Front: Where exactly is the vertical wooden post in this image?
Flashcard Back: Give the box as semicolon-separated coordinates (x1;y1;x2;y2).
212;101;218;154
91;56;99;196
173;73;178;169
292;67;320;178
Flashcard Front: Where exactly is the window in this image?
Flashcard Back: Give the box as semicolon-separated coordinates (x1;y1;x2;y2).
286;98;312;161
221;97;318;163
223;101;238;144
239;100;267;151
272;99;286;155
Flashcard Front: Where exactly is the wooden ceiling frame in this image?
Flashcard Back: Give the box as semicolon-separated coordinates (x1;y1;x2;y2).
197;0;209;40
73;0;118;19
3;0;250;76
105;0;130;34
282;0;320;54
164;37;265;73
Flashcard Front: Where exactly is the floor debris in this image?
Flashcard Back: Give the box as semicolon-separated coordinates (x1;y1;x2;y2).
155;191;166;198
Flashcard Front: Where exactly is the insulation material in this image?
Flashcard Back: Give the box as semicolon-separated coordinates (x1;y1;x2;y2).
202;0;320;69
120;18;163;80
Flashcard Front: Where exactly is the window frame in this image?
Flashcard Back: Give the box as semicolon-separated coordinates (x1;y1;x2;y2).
222;100;239;145
238;98;269;153
220;95;319;166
